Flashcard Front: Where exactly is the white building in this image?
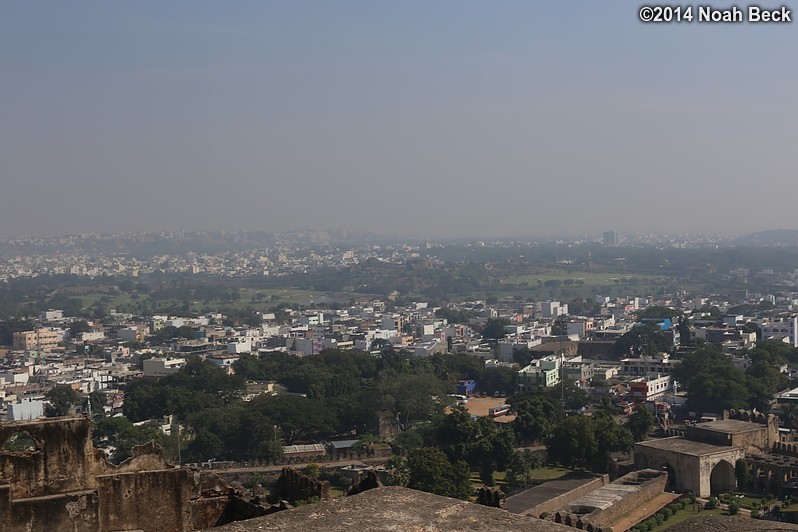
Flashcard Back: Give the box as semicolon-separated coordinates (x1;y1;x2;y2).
761;317;798;347
541;301;569;318
7;398;44;421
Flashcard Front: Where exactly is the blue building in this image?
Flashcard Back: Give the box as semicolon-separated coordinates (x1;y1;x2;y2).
456;379;478;397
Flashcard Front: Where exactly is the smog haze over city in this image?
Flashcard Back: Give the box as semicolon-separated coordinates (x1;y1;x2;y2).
1;1;796;239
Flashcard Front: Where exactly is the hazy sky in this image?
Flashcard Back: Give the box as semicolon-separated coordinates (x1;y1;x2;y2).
1;2;796;238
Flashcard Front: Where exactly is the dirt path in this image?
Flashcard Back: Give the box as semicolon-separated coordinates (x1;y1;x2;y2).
608;492;680;531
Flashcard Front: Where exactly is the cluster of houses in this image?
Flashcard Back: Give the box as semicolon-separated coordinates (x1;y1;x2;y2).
2;289;798;425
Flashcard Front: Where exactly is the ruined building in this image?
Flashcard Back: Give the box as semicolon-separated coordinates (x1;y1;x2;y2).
0;417;265;532
635;409;779;496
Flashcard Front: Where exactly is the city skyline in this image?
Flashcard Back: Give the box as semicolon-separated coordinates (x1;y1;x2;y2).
2;1;796;238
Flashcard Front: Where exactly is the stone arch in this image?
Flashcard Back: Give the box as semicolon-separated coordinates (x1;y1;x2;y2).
1;430;39;455
754;466;765;492
710;459;736;494
555;512;562;523
659;462;677;491
565;514;573;526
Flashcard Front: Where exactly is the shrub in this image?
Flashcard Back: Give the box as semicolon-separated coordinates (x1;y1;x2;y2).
728;501;739;515
751;509;761;519
705;496;718;510
661;507;672;519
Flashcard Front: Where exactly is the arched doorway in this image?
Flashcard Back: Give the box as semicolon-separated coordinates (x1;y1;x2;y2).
710;460;736;494
660;463;677;491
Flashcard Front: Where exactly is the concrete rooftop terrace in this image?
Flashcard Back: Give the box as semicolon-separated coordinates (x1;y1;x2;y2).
504;472;602;515
635;437;743;457
208;486;574;532
693;419;766;434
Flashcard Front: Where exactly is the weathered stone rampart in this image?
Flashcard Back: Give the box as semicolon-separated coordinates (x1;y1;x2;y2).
0;416;267;531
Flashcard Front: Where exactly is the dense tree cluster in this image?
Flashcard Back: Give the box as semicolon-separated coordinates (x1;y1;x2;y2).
545;411;633;472
673;342;791;414
122;350;507;463
614;323;673;357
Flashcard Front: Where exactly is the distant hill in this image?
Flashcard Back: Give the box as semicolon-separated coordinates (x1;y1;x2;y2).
737;230;798;246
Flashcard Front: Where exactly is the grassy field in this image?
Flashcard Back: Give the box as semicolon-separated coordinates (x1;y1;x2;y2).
733;494;777;510
495;270;681;300
649;506;727;531
530;466;571;481
73;287;349;316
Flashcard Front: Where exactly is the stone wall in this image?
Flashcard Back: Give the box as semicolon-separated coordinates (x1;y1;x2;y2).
548;470;667;531
0;417;104;499
272;467;331;503
524;475;609;517
583;469;667;527
0;417;267;531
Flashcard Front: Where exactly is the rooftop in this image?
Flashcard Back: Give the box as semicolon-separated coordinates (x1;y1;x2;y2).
692;419;764;434
208;486;574;532
635;437;742;457
504;472;603;515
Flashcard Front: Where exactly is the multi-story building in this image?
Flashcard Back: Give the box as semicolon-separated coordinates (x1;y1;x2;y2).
629;375;673;402
12;329;61;351
619;353;676;377
761;317;798;347
517;356;561;392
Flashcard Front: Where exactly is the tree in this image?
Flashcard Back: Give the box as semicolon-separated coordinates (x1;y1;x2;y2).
735;459;752;491
379;372;445;430
546;415;597;470
93;416;170;463
626;405;656;441
479;367;516;396
638;307;679;319
615;323;672;357
672;344;751;414
391;429;424;455
783;404;798;431
69;320;92;337
384;456;410;487
546;413;632;472
547;380;589;412
509;392;564;444
505;450;542;488
685;366;749;414
481;318;509;340
252;395;337;443
408;448;471;500
45;385;81;417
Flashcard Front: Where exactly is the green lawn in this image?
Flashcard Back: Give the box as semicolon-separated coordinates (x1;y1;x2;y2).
649;506;726;531
501;271;669;286
531;466;571;481
731;494;776;510
498;271;676;299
